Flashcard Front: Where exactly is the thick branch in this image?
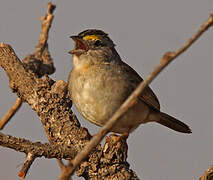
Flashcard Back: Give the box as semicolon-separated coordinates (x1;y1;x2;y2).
0;2;56;131
0;44;138;179
0;132;76;159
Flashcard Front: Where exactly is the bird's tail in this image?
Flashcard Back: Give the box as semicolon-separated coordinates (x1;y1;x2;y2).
153;112;191;133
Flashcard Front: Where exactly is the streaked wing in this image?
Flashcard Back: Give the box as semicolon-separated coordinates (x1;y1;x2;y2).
120;61;160;111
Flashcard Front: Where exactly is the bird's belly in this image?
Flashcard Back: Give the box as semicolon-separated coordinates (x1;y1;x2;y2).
110;100;151;134
73;84;150;134
73;81;121;126
70;67;150;134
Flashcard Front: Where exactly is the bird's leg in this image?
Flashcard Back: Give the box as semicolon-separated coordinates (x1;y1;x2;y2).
109;132;129;144
119;132;129;140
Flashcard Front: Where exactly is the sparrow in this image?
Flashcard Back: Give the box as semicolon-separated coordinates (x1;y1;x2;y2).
68;29;191;136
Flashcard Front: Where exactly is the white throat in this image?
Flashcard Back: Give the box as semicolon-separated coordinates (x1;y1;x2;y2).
72;54;88;70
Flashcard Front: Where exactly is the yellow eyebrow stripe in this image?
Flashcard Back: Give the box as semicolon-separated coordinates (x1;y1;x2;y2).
83;35;100;41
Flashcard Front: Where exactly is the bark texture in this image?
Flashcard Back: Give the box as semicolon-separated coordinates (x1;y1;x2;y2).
0;43;139;179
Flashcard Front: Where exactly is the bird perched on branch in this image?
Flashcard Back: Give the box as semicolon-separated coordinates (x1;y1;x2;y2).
68;29;191;137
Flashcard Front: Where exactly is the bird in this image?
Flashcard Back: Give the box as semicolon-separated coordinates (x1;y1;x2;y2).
67;29;191;137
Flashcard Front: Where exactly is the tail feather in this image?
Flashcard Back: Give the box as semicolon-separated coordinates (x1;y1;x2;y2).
156;112;191;134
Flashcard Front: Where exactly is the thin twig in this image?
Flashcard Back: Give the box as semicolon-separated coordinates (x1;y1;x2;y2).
35;2;56;57
0;97;22;130
67;14;213;175
57;160;65;171
200;165;213;180
58;166;73;180
57;160;73;180
22;2;55;77
18;153;35;180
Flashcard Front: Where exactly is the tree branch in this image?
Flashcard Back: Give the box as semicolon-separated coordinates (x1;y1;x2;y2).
0;2;56;131
18;153;36;179
0;131;76;159
0;97;22;130
200;165;213;180
0;43;138;179
22;2;55;77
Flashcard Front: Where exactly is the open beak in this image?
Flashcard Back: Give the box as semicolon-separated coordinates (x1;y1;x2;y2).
69;35;88;54
70;35;80;42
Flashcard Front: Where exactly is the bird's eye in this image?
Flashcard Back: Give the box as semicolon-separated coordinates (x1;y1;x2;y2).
94;40;101;46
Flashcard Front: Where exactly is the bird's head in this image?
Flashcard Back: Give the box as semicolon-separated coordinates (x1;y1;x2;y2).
69;29;115;55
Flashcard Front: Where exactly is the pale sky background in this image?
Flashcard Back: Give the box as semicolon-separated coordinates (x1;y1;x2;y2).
0;0;213;180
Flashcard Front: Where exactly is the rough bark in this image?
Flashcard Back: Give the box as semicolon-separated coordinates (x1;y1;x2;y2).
0;43;139;179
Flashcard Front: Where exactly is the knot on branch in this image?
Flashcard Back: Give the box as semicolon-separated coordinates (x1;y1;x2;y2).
51;80;68;98
161;51;175;64
23;48;55;78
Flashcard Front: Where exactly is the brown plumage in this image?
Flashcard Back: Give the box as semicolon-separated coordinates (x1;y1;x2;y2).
68;29;191;135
